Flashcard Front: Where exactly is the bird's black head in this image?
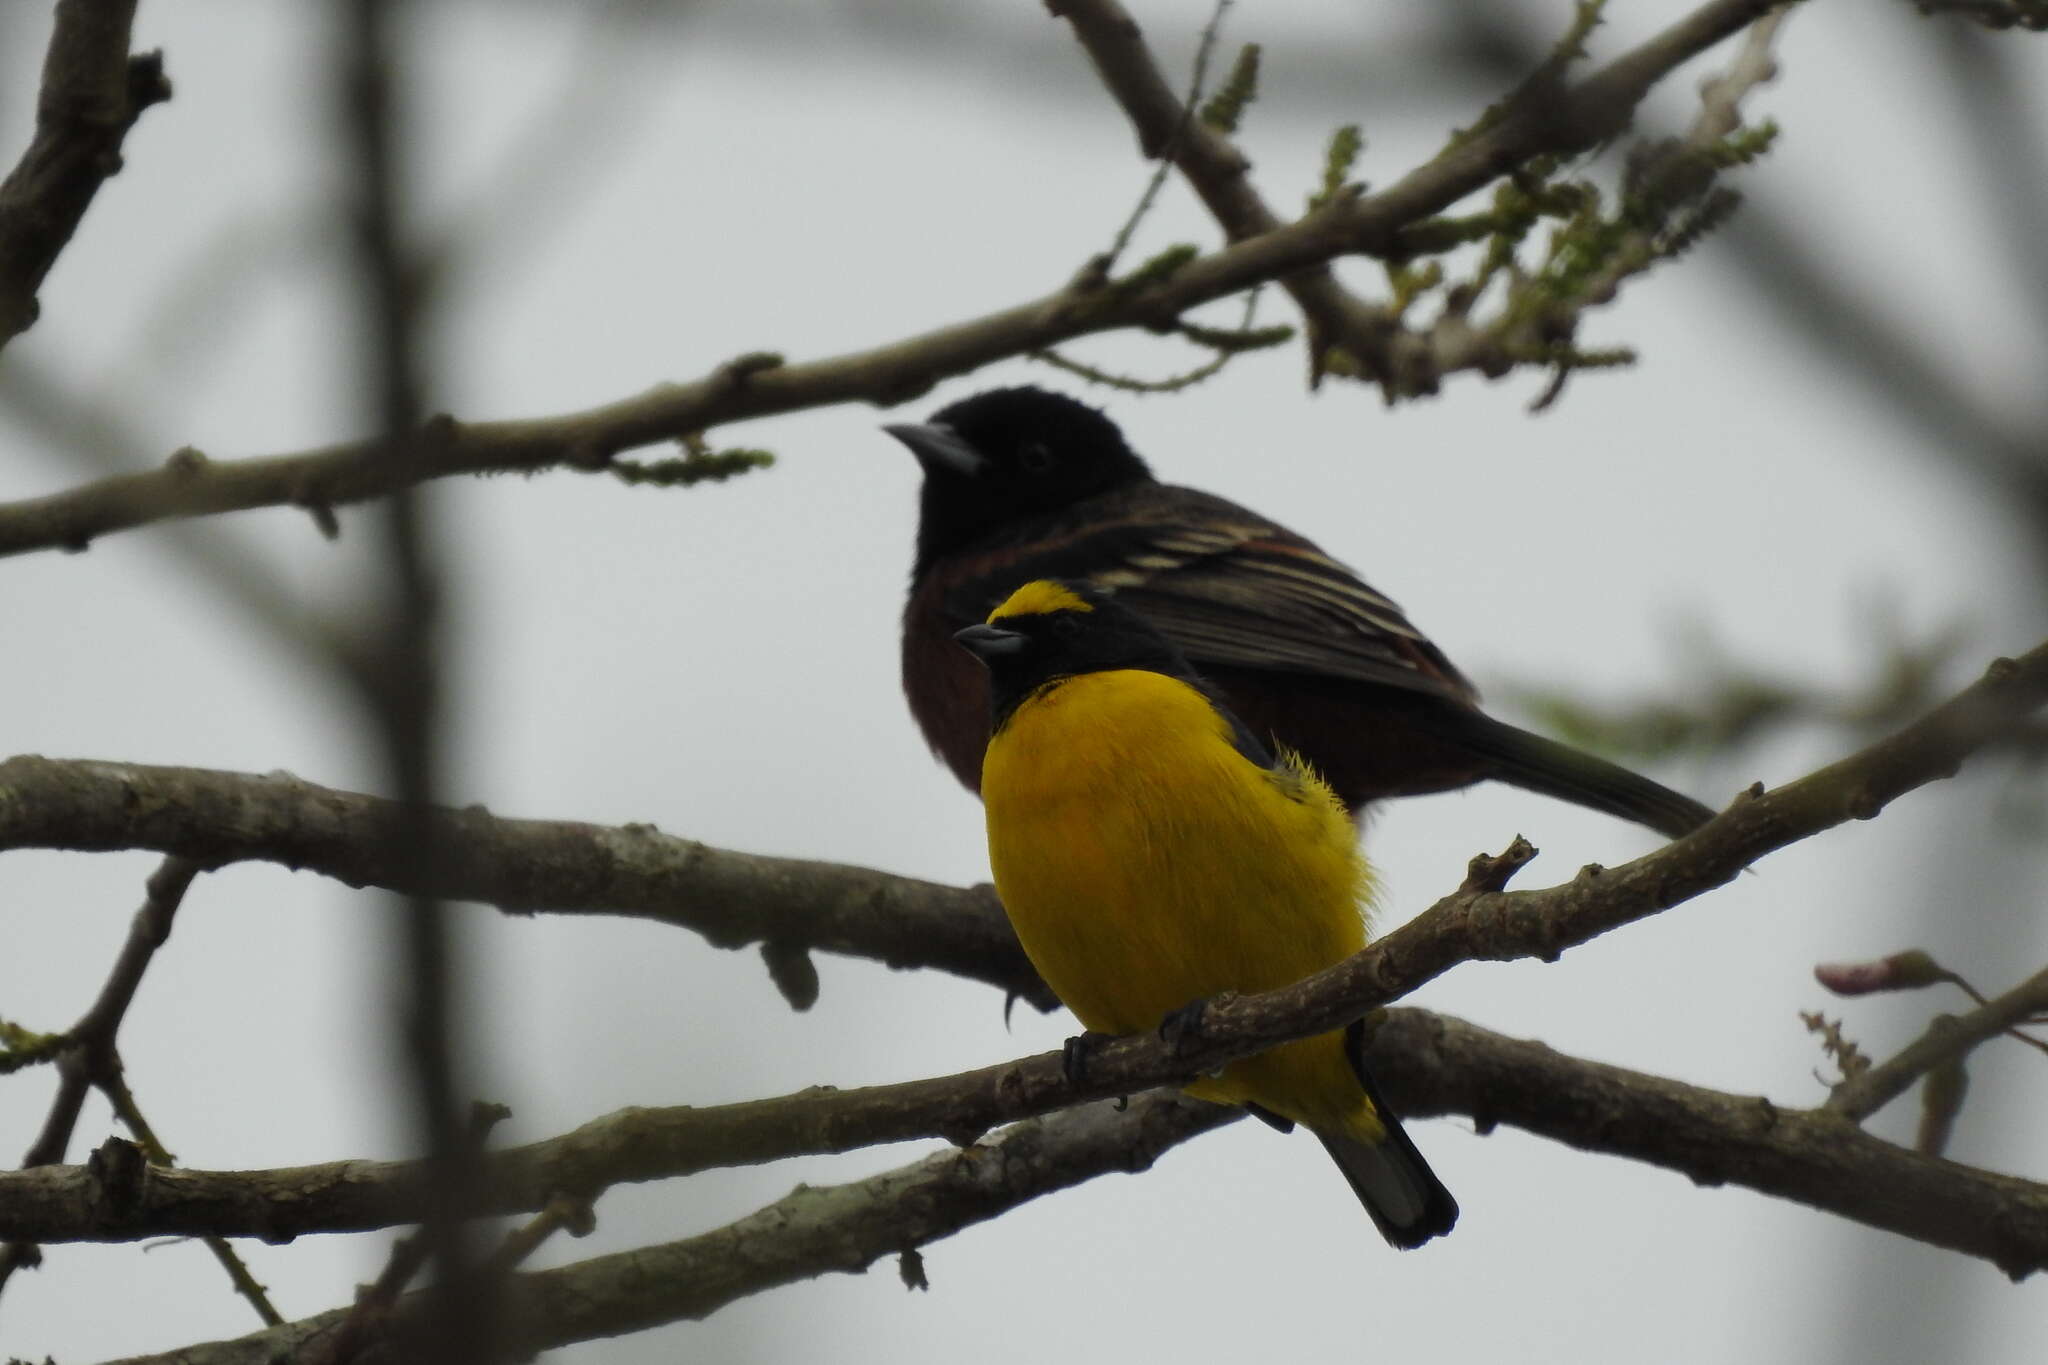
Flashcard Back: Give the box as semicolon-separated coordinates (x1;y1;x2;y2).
953;578;1192;731
885;387;1155;574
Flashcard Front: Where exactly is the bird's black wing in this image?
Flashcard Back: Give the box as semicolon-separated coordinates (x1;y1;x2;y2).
938;483;1477;704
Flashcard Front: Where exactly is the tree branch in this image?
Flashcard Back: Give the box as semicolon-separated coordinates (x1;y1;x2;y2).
16;986;2048;1282
1362;1010;2048;1279
0;0;170;349
1825;965;2048;1122
59;1004;2048;1362
1051;0;1394;388
0;753;1053;1006
0;855;202;1297
96;1093;1238;1365
4;639;2044;1020
0;0;1782;561
8;630;2048;1266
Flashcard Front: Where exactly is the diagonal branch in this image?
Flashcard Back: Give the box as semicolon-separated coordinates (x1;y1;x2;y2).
44;1007;2048;1365
0;855;203;1294
1362;1010;2048;1279
13;999;2048;1281
5;641;2045;1024
0;0;171;350
1825;964;2048;1122
1051;0;1393;387
0;0;1781;561
5;641;2048;1264
96;1092;1236;1365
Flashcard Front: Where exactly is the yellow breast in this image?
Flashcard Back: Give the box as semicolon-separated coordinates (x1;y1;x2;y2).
981;670;1370;1040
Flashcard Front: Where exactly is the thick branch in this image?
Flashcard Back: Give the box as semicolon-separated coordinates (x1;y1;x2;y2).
5;641;2045;1027
0;753;1051;1005
0;0;170;349
0;0;1779;560
1362;1010;2048;1279
8;634;2039;1039
15;997;2048;1281
98;1093;1237;1365
40;1006;2048;1365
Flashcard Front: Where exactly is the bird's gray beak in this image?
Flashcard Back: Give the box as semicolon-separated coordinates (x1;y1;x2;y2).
953;623;1027;660
883;421;985;477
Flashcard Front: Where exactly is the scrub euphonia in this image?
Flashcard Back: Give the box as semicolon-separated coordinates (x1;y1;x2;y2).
957;578;1457;1249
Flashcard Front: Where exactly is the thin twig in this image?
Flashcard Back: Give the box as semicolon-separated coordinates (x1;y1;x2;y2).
1092;0;1231;276
0;855;203;1298
98;1077;283;1325
479;1194;596;1278
292;1232;432;1365
96;1094;1239;1365
1053;0;1391;386
1826;965;2048;1122
0;0;1786;561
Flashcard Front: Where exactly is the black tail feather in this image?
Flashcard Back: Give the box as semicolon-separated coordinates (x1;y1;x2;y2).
1321;1020;1458;1249
1317;1124;1458;1250
1437;710;1714;840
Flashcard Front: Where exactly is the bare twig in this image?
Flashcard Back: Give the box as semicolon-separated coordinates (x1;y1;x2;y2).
1086;0;1232;278
8;637;2048;1259
0;0;1785;561
1359;1010;2048;1280
0;754;1053;1006
0;856;202;1298
293;1232;431;1365
479;1194;596;1278
291;1106;513;1365
20;1008;2048;1283
6;641;2046;1031
93;1091;285;1326
0;0;171;350
69;1006;2048;1362
1826;965;2048;1122
1052;0;1394;387
98;1094;1239;1365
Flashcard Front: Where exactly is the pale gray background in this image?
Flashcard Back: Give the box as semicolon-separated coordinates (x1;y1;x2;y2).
3;2;2046;1361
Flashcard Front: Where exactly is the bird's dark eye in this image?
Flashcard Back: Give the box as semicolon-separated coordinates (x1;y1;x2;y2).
1019;443;1055;474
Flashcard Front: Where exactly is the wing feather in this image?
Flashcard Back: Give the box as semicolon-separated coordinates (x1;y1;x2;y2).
937;483;1475;702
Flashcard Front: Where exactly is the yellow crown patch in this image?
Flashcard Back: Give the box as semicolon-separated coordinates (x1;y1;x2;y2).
988;579;1095;622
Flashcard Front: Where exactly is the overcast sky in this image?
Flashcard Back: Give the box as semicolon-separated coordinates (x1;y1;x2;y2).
3;2;2047;1362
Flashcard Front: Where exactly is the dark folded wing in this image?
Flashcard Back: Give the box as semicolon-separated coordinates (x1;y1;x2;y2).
939;483;1476;704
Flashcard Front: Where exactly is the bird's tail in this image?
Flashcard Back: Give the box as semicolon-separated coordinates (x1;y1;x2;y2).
1437;710;1714;840
1317;1115;1458;1249
1321;1019;1457;1249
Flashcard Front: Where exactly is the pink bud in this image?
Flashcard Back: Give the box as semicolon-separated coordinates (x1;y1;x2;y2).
1814;960;1894;995
1814;950;1945;996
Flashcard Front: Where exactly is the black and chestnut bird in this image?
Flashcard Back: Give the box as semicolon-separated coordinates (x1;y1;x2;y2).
887;386;1713;839
956;578;1458;1248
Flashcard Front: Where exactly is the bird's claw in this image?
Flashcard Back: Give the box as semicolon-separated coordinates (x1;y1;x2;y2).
1061;1031;1109;1086
1158;997;1214;1055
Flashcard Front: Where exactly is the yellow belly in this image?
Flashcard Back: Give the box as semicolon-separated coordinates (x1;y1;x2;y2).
983;669;1380;1136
